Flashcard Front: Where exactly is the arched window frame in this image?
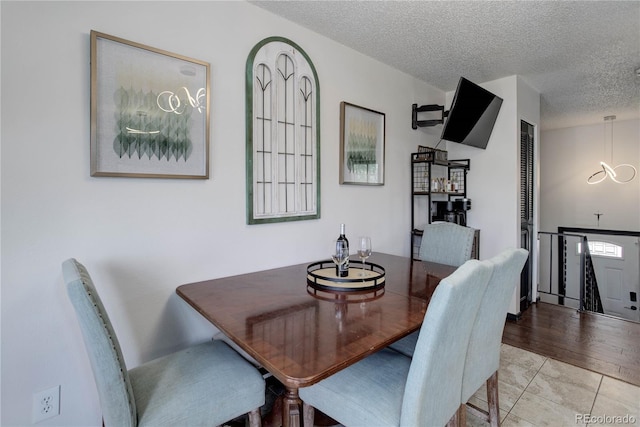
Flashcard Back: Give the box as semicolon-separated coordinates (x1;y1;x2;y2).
577;240;624;259
246;37;320;224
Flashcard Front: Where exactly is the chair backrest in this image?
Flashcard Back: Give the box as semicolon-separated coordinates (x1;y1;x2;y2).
400;258;493;426
418;222;475;267
62;258;137;427
460;248;529;402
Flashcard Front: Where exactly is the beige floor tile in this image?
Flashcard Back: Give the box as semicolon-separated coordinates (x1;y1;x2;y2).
597;376;640;411
465;346;638;427
468;394;488;412
499;362;540;392
537;359;602;393
501;344;547;371
471;378;526;411
510;390;582;426
466;396;508;423
590;393;640;427
526;371;598;413
501;413;537;427
465;409;489;427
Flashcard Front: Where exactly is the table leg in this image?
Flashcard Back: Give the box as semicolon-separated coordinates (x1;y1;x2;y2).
282;387;301;427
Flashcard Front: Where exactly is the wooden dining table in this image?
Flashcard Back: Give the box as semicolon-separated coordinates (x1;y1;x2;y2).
176;252;456;427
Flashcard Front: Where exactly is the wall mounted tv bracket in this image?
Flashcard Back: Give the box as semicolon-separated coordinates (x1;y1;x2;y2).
411;104;449;129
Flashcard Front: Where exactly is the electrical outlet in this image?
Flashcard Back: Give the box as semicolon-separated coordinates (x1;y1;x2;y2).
32;385;60;423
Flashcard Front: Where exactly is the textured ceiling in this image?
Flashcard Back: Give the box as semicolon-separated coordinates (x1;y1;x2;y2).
251;1;640;130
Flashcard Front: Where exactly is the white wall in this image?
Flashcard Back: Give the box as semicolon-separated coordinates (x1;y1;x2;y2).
538;119;640;308
446;76;519;256
0;2;444;425
540;119;640;232
446;76;540;315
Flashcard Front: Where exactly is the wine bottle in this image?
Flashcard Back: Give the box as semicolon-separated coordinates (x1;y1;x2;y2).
336;223;349;277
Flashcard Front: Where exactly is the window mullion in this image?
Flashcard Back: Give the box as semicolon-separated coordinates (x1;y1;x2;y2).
270;58;280;215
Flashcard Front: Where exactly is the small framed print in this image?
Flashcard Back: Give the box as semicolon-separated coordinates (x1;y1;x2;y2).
339;102;385;185
91;31;210;178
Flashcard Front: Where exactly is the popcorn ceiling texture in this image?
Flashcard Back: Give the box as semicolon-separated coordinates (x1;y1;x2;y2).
252;1;640;130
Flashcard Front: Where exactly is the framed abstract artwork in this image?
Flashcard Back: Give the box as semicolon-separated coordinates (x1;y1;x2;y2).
90;30;210;178
339;102;385;185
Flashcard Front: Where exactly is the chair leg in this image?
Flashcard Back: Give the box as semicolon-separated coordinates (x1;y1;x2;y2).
302;402;315;427
486;370;500;427
248;408;262;427
445;407;458;427
458;403;467;427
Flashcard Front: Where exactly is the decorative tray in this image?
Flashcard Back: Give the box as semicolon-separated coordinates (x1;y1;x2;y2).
306;260;386;294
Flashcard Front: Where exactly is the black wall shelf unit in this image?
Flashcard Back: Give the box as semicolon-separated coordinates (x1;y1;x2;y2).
410;151;471;258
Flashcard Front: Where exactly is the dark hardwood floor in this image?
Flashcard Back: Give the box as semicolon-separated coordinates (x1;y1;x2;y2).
502;302;640;387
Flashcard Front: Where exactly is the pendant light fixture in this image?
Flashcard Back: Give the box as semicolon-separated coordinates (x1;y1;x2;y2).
587;115;637;184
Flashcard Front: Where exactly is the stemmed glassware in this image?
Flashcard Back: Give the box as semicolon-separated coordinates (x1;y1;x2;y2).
358;236;372;277
332;240;349;276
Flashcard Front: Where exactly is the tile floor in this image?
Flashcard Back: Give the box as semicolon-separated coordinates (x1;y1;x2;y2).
466;344;640;426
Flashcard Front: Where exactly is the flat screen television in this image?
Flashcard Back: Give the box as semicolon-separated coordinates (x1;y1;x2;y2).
440;77;503;149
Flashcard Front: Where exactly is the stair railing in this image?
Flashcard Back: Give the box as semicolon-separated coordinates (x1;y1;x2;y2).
537;231;602;313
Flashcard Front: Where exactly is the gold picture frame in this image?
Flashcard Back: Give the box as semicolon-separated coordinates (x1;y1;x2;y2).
339;102;385;185
90;31;210;178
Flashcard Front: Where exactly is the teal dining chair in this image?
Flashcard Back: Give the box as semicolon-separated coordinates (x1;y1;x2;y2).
62;258;265;427
458;248;529;427
418;222;476;267
299;258;493;427
390;221;476;356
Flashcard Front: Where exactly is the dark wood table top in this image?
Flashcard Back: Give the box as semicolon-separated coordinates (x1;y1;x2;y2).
176;252;456;389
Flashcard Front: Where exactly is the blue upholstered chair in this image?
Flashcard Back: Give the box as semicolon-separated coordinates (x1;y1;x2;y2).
418;222;476;267
299;259;493;427
389;222;476;357
459;248;529;427
62;258;265;427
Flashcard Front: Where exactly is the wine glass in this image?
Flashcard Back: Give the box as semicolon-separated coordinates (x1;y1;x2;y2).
332;240;349;276
357;236;372;277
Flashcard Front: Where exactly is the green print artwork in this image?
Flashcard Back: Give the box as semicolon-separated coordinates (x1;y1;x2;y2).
346;117;377;172
113;86;194;162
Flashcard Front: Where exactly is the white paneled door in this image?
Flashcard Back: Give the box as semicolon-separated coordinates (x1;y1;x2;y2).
588;234;640;322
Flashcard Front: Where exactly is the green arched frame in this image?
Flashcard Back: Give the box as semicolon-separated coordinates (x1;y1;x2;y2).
246;36;321;224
